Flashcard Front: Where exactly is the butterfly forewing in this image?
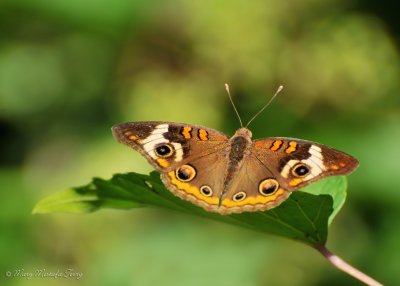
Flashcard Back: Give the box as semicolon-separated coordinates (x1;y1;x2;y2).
112;121;229;172
253;138;359;191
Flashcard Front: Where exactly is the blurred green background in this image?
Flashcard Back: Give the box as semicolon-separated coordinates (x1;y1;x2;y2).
1;0;399;285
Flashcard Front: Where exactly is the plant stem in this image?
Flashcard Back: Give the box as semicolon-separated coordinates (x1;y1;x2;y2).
314;244;383;286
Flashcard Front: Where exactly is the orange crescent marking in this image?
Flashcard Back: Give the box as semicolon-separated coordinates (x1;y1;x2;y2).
221;188;286;207
285;141;298;154
270;140;283;151
289;178;303;187
128;135;138;141
168;172;219;204
157;159;169;167
168;172;287;207
182;127;192;139
339;162;346;167
330;165;339;170
198;129;209;141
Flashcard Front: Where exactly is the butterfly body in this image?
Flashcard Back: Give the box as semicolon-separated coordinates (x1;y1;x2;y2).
112;121;358;215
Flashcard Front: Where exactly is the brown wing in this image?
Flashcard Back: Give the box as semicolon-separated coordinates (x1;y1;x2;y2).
218;153;292;214
113;121;233;213
112;121;229;172
160;148;230;213
252;137;359;191
215;138;358;214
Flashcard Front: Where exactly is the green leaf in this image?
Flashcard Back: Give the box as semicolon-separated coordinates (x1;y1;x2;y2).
33;172;349;245
300;175;347;225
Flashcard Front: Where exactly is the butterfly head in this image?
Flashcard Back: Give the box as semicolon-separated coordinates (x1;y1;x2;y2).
234;127;252;140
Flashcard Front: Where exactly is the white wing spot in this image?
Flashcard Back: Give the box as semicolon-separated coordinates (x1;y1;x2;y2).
171;142;183;162
281;159;298;178
142;124;183;162
302;145;324;180
280;145;325;180
142;124;169;159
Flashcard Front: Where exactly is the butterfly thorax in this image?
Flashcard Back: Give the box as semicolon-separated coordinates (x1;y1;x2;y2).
229;128;253;162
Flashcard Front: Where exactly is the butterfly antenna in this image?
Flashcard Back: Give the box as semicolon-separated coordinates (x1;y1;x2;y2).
225;83;243;127
245;85;284;128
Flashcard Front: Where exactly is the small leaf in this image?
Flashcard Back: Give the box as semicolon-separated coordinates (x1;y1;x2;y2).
33;172;349;245
300;176;347;224
32;185;101;214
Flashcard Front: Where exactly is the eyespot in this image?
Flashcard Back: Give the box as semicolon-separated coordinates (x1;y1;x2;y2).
154;144;174;158
200;185;213;197
259;178;279;196
292;163;310;177
176;165;196;182
233;191;246;202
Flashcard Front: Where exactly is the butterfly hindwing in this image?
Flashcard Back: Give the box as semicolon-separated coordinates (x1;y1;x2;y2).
217;154;292;214
160;148;229;212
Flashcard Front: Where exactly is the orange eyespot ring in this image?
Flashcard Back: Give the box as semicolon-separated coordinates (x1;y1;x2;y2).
233;191;246;202
154;144;174;158
200;185;213;197
292;163;310;177
175;165;196;182
259;178;279;196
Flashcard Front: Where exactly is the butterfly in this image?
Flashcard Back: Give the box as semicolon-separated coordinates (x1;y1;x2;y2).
112;86;358;215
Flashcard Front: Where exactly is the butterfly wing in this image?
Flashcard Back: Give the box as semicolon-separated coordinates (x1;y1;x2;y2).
160;147;230;212
216;137;359;214
112;121;229;172
252;137;359;191
217;153;292;214
112;121;231;212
